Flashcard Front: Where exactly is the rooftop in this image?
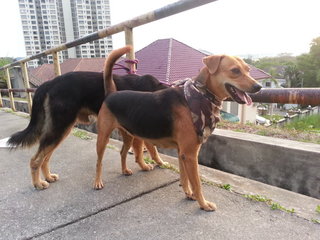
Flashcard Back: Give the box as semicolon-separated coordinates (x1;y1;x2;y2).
28;38;271;87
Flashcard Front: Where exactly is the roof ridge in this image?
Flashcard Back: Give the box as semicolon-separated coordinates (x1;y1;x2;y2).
249;64;272;79
165;38;173;83
171;38;209;56
74;58;83;71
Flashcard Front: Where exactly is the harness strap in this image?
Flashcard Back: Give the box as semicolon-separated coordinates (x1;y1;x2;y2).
183;78;222;143
113;59;139;74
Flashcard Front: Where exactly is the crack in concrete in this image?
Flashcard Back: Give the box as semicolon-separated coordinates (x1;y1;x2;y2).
24;180;179;240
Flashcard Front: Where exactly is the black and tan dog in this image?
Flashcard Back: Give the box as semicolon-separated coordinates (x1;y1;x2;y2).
94;46;262;211
8;52;167;190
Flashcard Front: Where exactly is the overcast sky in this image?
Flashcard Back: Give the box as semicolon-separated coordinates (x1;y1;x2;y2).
0;0;319;58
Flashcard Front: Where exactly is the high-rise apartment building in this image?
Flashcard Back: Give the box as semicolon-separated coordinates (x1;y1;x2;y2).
18;0;113;67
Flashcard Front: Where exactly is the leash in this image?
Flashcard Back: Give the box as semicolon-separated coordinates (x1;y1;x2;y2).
113;59;139;74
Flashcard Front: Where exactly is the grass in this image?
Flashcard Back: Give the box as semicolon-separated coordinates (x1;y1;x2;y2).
107;144;118;151
311;219;320;224
316;205;320;214
244;194;295;213
221;183;232;191
283;114;320;132
72;129;92;140
218;118;320;144
144;156;156;165
262;114;283;123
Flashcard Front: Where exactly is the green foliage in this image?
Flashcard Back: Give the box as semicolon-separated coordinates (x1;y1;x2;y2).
144;156;156;164
316;205;320;214
244;194;295;213
296;37;320;87
311;218;320;224
283;115;320;132
0;58;13;88
221;184;232;191
283;63;303;87
72;129;92;140
249;36;320;87
262;114;283;123
252;54;296;79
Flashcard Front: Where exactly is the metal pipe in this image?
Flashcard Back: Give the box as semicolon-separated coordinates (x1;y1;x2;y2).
0;0;218;70
0;88;36;93
249;88;320;105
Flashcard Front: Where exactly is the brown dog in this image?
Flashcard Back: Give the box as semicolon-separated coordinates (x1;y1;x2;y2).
95;46;262;211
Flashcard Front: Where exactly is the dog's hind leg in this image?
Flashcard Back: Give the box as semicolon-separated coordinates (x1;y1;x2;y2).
41;151;59;183
119;129;133;175
41;125;73;183
94;104;117;190
132;138;154;171
30;144;57;190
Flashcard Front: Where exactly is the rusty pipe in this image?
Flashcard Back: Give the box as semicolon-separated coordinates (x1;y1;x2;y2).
248;88;320;105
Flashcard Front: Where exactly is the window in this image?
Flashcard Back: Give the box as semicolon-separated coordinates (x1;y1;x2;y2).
265;82;271;87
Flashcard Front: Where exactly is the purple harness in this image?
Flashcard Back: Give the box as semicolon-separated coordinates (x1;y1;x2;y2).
183;79;222;143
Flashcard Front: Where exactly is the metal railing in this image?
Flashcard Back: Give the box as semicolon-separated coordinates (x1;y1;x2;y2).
0;0;319;117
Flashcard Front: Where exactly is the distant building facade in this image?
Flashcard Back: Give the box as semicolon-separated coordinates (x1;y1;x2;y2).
18;0;112;67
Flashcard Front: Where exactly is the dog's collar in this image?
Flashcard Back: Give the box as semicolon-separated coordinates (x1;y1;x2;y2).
183;79;221;143
192;80;222;106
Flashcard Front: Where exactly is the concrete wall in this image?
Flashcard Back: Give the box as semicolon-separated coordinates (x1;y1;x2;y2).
198;129;320;199
2;99;29;113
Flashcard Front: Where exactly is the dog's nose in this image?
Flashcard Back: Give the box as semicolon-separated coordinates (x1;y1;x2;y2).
252;83;262;93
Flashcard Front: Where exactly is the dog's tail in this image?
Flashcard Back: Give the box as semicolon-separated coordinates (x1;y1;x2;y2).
7;89;46;149
103;45;132;95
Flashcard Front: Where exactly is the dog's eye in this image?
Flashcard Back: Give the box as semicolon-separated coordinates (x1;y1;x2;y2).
231;68;241;74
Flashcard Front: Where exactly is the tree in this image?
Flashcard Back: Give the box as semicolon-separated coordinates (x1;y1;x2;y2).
283;63;303;87
296;37;320;87
252;55;296;79
297;54;316;87
0;58;13;88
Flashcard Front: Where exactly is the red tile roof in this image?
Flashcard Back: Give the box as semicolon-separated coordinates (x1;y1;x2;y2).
116;38;271;84
248;65;272;80
114;38;207;84
29;38;271;86
29;58;105;86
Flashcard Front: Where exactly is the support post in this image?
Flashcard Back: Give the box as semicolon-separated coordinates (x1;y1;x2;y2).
53;51;61;76
124;26;136;72
20;62;33;114
5;68;16;111
0;89;2;107
240;104;246;125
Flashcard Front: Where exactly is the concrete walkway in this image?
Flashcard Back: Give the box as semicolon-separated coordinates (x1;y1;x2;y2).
0;109;319;240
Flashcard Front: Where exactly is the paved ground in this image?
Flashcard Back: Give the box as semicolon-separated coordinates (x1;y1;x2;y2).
0;109;320;240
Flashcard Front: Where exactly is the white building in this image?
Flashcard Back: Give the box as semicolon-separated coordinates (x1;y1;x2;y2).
18;0;112;68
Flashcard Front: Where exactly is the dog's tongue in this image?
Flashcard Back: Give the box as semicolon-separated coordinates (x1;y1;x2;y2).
235;88;252;106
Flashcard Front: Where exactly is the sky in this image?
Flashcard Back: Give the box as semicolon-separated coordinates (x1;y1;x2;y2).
0;0;319;59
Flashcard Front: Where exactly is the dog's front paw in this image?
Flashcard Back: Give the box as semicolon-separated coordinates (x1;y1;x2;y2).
141;164;154;171
34;180;49;190
45;173;59;183
122;168;133;176
200;200;217;211
158;161;170;167
94;179;104;190
185;192;196;201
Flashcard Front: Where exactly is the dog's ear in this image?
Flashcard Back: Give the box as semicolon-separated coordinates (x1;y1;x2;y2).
203;55;224;74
